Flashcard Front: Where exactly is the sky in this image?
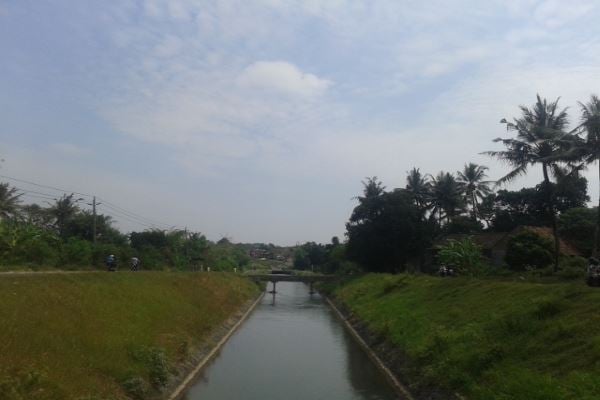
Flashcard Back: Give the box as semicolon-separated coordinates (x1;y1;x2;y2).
1;0;600;245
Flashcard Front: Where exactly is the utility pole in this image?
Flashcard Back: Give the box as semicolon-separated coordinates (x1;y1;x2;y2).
87;196;101;246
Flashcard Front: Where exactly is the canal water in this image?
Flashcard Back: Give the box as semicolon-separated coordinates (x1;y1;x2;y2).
183;281;399;400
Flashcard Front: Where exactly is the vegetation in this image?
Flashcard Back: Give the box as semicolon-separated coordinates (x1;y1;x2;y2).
0;191;255;272
319;94;599;275
0;272;259;400
505;231;554;271
332;274;600;400
436;237;486;276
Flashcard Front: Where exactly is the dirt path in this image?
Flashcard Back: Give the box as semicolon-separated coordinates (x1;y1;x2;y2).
0;270;100;276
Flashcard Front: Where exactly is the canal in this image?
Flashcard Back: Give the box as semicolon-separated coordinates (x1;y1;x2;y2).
183;281;399;400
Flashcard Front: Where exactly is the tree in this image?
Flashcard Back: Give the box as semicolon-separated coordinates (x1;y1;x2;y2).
429;172;464;224
405;168;431;217
484;95;572;271
505;231;554;271
346;181;430;272
559;207;596;256
47;194;81;238
0;183;22;220
575;95;600;256
456;163;492;221
21;204;52;227
64;211;126;245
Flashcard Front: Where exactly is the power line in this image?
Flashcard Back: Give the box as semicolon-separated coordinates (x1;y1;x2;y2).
97;197;173;229
100;202;169;230
1;174;179;231
100;208;159;230
0;174;92;198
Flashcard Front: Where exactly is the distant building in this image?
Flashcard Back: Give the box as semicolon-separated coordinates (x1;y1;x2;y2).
249;248;274;259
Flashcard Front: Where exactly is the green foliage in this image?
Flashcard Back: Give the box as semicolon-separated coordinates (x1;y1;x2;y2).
346;180;433;272
334;274;600;399
557;256;587;280
293;242;327;270
505;231;554;270
148;348;169;388
0;182;23;220
122;376;148;400
60;238;93;267
437;237;487;275
0;273;259;398
559;207;596;256
443;216;483;234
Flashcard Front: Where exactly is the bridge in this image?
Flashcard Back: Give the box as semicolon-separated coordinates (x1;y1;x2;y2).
246;273;336;294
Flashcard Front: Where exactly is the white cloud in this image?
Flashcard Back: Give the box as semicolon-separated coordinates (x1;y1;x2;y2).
238;61;332;97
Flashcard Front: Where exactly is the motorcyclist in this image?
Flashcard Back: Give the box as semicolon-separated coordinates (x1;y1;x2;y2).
106;254;117;272
130;257;140;271
587;257;600;286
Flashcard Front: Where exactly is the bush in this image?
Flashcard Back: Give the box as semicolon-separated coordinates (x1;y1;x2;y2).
148;348;169;388
505;231;553;271
558;207;596;256
60;238;93;267
437;237;487;276
558;256;587;279
122;376;148;400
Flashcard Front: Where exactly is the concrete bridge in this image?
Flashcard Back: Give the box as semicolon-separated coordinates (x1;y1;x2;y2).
247;273;336;294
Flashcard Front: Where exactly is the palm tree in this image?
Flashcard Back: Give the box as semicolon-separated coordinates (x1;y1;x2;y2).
484;95;572;271
456;163;492;221
429;171;464;225
0;183;23;220
575;95;600;256
405;168;431;217
48;193;82;238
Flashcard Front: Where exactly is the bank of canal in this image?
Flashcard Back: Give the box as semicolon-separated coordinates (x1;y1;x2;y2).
182;281;400;400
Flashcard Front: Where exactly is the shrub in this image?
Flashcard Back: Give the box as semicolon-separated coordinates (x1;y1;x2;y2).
122;376;149;400
148;348;169;388
60;238;93;267
555;256;586;279
505;231;553;271
437;237;486;276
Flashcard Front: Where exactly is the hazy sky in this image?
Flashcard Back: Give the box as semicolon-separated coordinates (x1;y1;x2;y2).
1;0;600;245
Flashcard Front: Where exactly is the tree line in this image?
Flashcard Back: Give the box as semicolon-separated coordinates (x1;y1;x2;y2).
0;190;250;270
296;94;600;274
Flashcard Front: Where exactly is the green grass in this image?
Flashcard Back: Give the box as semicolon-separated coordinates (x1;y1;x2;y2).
0;272;259;400
333;274;600;400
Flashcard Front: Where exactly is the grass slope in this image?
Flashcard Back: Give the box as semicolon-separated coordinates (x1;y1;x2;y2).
333;274;600;400
0;272;259;400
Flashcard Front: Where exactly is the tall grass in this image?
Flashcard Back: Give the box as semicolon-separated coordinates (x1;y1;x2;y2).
334;274;600;399
0;272;259;399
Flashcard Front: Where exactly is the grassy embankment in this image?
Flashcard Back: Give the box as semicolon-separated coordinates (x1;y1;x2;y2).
331;274;600;400
0;272;260;400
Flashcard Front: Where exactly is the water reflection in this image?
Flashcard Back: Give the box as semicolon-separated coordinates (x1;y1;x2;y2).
183;282;399;400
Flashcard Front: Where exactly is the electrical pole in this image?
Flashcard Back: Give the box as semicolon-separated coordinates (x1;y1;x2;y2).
87;196;101;246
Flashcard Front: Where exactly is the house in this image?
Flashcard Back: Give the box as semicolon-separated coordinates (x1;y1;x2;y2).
432;226;581;267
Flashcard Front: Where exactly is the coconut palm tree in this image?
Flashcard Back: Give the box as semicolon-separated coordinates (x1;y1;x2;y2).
405;167;431;217
574;95;600;256
47;193;82;238
429;171;464;225
457;163;492;221
484;94;572;271
0;183;23;220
